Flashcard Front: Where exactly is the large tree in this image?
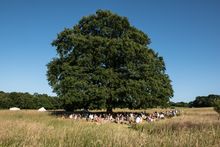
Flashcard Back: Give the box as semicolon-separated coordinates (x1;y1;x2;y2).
47;10;173;112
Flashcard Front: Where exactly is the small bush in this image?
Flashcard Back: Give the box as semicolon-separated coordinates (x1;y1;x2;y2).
214;100;220;119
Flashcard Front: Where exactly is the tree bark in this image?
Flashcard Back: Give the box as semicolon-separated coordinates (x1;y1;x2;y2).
107;106;113;113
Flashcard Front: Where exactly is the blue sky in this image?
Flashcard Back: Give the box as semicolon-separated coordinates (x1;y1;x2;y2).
0;0;219;102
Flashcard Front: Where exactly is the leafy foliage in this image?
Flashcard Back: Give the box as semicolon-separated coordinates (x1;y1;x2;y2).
170;101;189;107
190;94;220;107
47;10;173;111
0;91;61;109
213;100;220;117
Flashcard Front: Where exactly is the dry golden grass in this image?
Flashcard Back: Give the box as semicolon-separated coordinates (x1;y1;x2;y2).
0;108;219;147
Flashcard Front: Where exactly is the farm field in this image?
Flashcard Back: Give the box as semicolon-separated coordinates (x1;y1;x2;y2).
0;108;219;147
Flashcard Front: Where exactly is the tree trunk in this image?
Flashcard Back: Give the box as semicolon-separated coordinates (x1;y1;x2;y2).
106;90;113;113
107;106;113;113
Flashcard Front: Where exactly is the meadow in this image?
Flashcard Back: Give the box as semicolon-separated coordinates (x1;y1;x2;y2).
0;108;219;147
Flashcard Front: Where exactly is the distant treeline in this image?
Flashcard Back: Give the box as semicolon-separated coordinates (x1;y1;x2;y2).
1;91;219;109
0;91;61;109
171;94;220;107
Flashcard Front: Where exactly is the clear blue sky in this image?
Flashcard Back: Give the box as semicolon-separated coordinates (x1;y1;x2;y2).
0;0;219;102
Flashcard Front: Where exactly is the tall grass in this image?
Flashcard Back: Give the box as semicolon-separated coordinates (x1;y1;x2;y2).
0;108;219;147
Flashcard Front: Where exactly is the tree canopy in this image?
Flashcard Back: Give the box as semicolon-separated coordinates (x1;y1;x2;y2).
47;10;173;112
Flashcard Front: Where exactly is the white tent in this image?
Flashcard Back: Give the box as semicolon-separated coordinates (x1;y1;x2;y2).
9;107;20;111
38;107;47;112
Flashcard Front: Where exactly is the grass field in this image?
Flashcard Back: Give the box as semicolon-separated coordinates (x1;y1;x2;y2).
0;108;219;147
